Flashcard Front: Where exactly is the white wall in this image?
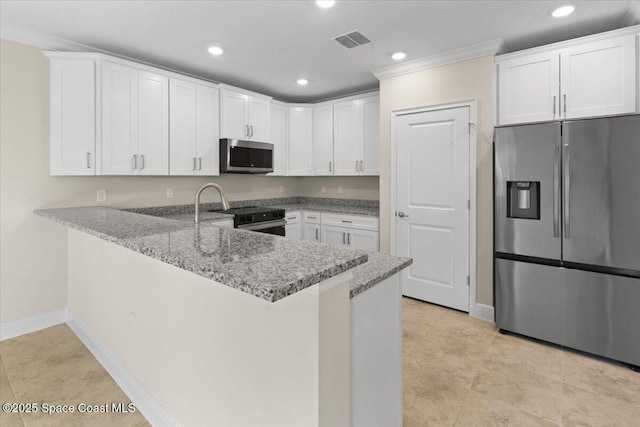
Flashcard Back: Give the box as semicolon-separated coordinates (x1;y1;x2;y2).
378;56;494;306
0;39;379;324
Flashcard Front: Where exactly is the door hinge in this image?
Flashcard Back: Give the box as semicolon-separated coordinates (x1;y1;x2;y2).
467;275;470;286
468;122;476;135
467;199;471;210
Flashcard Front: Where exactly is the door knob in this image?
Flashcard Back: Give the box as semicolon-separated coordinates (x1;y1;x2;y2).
398;211;409;218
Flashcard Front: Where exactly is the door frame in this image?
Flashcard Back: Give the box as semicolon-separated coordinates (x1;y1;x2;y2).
390;99;479;317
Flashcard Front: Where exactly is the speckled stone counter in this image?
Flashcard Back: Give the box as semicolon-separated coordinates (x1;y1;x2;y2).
35;207;368;302
272;203;379;217
349;252;412;298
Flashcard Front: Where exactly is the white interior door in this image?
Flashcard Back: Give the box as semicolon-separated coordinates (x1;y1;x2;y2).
396;106;470;311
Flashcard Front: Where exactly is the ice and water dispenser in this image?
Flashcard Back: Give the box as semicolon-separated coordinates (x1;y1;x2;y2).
507;181;540;219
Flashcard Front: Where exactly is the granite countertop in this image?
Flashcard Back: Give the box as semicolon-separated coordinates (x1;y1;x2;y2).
349;252;412;298
35;207;368;302
271;203;379;217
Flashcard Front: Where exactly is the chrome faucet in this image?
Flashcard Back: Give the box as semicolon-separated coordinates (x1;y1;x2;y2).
195;183;230;224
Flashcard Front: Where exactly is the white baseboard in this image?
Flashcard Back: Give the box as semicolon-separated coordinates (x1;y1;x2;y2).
66;311;179;427
471;303;495;323
0;308;67;341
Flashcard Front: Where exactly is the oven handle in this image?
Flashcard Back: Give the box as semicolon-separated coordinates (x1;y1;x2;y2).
236;220;286;231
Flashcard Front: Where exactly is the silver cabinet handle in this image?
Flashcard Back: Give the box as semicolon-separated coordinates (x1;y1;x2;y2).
360;160;364;172
563;142;570;238
315;228;319;240
307;216;316;220
198;157;202;171
250;125;254;137
553;143;560;238
563;94;567;115
355;160;359;172
140;154;145;170
132;154;137;170
341;220;352;223
329;161;332;172
347;233;351;245
398;211;409;218
86;152;91;169
287;216;296;220
245;125;249;137
553;95;556;117
342;232;346;244
193;157;197;171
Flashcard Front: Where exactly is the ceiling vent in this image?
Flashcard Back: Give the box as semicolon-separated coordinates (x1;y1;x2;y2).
334;31;371;49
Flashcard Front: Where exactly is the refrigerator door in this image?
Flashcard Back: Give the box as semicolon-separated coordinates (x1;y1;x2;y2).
564;269;640;366
562;115;640;272
495;123;562;259
495;259;564;346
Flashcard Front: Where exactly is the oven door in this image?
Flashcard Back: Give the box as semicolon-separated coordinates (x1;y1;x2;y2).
221;139;274;173
237;220;286;236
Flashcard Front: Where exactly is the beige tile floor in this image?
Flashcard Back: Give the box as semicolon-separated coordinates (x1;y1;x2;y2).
1;300;639;427
403;297;640;427
0;324;148;427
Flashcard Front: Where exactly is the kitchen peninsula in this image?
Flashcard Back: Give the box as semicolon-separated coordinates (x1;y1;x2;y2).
35;205;411;427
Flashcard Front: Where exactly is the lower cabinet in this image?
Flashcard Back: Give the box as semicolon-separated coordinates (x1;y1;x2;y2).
285;211;302;240
303;224;322;242
322;225;379;252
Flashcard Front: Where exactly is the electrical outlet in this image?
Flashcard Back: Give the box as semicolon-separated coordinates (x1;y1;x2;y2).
166;189;174;199
337;186;343;194
96;190;107;202
279;185;284;193
321;186;326;193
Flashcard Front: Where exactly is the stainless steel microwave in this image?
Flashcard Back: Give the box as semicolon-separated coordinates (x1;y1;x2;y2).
220;139;274;174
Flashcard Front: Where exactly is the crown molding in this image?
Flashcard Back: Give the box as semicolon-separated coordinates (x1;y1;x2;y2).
1;22;100;52
370;38;504;81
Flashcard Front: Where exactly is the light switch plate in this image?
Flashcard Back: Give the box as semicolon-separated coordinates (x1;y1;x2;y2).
97;190;107;202
337;186;343;194
166;189;174;199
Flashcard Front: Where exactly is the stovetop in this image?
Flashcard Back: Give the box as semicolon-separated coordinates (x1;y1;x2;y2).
209;206;286;226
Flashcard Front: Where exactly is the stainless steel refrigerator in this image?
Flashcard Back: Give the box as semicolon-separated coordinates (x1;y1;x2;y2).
494;114;640;369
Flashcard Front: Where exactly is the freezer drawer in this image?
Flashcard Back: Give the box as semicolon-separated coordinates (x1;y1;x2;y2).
495;258;564;346
495;123;561;260
562;115;640;271
564;269;640;366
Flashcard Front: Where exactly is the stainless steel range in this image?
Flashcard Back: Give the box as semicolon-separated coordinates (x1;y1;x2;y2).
212;206;286;236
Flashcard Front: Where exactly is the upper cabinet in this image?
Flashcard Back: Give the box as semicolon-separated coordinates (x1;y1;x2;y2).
169;79;220;176
48;55;97;175
334;95;380;176
287;106;313;176
220;89;270;142
268;102;288;176
497;30;638;125
312;104;334;176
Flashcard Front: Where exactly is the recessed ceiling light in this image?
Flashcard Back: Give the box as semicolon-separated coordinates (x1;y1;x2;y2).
208;46;224;56
316;0;335;8
391;51;407;61
297;79;309;86
551;5;575;18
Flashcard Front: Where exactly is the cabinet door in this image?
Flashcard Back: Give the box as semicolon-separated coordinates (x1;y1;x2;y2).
303;224;322;242
138;71;169;175
334;99;363;175
287;106;313;176
312;104;334;175
322;225;348;247
348;229;379;252
362;96;380;175
220;90;249;139
497;52;560;125
169;79;197;175
248;97;270;142
269;103;288;176
50;59;96;175
101;61;138;175
285;223;302;240
196;85;220;176
561;35;637;119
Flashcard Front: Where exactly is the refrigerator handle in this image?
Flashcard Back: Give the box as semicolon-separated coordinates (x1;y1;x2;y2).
553;143;560;237
563;142;570;239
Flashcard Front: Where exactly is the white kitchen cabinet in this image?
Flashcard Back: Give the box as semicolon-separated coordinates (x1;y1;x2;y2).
137;71;169;175
101;61;169;175
321;212;379;232
285;211;302;240
497;52;560;125
560;35;636;119
321;212;379;251
322;225;349;247
47;55;97;175
312;104;334;175
348;228;379;252
101;60;139;175
268;102;288;176
303;224;322;242
287;106;313;176
169;79;220;176
333;95;380;176
220;89;270;142
497;30;638;125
